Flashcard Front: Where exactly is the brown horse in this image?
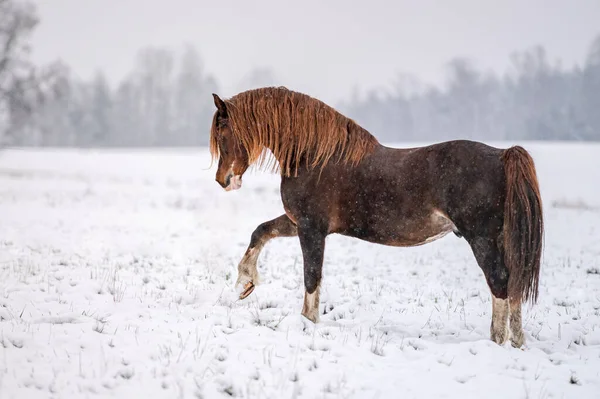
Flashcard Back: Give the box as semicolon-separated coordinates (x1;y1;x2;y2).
209;87;543;348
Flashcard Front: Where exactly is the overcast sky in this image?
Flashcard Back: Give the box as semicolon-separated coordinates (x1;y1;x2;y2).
30;0;600;105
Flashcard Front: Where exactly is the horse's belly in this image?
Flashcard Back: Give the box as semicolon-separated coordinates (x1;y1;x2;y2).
340;209;457;247
395;224;454;247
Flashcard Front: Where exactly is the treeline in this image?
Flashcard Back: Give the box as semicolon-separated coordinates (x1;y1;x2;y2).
10;39;600;147
340;38;600;142
4;44;283;147
5;46;222;147
2;0;599;146
0;0;278;147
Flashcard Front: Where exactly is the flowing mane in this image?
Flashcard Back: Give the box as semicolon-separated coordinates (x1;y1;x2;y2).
210;87;378;177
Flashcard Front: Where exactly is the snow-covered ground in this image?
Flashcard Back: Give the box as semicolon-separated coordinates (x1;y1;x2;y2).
1;142;599;399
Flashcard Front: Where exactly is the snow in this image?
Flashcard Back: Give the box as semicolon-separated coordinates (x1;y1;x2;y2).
1;142;599;398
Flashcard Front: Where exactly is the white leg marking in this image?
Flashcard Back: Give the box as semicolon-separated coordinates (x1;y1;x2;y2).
302;283;320;323
491;295;509;345
509;299;525;348
235;247;261;297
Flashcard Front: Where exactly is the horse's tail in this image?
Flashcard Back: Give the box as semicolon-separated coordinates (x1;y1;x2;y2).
502;146;544;304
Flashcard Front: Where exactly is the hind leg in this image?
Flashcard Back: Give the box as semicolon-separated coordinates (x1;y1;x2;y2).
509;298;525;348
491;294;509;345
236;214;297;299
468;236;510;345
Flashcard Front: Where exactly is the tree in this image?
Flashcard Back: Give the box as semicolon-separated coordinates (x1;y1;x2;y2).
173;45;217;145
85;72;113;146
107;45;219;147
580;34;600;139
30;63;77;146
1;0;66;146
506;46;570;140
444;58;484;139
0;0;38;143
6;61;72;146
112;80;140;146
133;47;175;146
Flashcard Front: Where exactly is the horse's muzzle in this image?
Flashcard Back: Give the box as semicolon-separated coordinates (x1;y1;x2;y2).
220;172;242;191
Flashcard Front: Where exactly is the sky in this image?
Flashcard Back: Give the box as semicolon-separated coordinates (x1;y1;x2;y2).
30;0;600;105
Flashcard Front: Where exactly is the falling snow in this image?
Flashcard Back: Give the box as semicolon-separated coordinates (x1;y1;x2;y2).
0;143;599;398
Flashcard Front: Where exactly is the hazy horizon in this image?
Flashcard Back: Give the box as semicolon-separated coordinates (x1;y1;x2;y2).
30;0;600;105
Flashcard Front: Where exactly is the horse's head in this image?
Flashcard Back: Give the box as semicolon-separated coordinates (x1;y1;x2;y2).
210;93;249;191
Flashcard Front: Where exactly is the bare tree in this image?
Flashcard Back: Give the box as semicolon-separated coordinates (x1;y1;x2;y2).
173;45;217;145
0;0;62;145
0;0;36;138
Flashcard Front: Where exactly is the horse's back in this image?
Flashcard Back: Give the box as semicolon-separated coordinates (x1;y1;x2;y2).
281;139;507;245
345;139;507;243
400;140;507;240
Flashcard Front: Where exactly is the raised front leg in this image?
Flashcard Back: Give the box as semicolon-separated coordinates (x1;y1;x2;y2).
236;214;297;299
297;219;327;323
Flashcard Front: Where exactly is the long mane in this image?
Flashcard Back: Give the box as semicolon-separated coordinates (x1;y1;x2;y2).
210;87;379;177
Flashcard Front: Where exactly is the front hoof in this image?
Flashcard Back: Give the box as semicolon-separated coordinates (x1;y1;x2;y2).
239;281;255;300
301;308;319;324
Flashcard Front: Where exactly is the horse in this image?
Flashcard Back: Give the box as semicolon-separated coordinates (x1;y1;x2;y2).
209;86;543;348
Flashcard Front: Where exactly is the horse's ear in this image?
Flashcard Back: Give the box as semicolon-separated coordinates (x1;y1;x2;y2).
212;93;227;117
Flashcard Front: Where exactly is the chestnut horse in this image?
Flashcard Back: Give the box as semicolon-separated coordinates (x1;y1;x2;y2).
209;87;543;348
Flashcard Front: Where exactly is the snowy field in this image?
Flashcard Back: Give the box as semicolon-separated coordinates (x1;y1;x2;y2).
1;142;599;399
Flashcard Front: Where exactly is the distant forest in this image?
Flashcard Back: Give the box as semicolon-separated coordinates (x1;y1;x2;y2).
1;1;599;147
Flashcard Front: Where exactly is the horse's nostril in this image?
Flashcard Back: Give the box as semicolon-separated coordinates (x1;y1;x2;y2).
224;173;231;187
